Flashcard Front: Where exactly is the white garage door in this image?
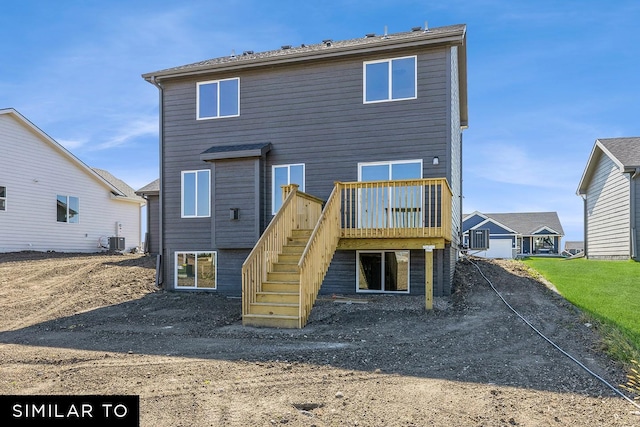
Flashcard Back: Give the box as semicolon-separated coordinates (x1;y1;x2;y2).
477;239;513;259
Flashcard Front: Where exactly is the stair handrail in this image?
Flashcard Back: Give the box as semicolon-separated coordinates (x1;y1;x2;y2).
241;185;300;320
297;183;342;327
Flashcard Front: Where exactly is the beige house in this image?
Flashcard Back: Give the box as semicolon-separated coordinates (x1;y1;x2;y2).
577;137;640;260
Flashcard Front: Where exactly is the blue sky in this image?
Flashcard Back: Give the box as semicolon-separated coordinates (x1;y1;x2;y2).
2;0;639;243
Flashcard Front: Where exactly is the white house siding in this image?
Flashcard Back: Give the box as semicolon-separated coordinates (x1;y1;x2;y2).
586;152;630;259
0;113;141;253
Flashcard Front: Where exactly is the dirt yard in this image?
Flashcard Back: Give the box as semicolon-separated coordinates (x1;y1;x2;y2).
0;252;638;426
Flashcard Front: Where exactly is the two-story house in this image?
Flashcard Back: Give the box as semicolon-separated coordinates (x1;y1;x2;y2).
142;23;468;328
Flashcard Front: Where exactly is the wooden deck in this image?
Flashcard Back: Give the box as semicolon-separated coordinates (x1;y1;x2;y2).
242;178;453;328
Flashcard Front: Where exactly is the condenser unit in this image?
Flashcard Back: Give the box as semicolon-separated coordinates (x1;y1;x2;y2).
109;237;125;251
469;229;489;250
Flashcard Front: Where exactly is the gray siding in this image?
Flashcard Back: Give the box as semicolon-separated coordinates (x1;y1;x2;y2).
214;158;259;249
160;44;461;292
586;152;630;259
146;195;160;254
321;249;446;296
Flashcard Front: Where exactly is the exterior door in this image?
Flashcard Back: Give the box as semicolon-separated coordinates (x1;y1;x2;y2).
358;160;422;228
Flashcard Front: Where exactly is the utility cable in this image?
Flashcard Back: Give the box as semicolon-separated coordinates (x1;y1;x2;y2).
465;257;640;411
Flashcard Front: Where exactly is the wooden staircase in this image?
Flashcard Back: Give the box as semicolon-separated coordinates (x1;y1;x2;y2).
243;229;312;328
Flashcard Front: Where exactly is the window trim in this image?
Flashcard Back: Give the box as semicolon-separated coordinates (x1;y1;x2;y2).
272;163;306;215
357;159;423;181
356;250;411;293
174;251;217;290
363;55;417;104
181;169;211;218
196;78;240;120
0;186;5;211
56;195;79;224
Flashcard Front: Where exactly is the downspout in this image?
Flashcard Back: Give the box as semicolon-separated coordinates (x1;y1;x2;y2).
580;193;588;259
630;168;639;259
150;75;164;286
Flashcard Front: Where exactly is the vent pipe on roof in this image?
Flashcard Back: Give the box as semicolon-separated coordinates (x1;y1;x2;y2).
423;21;430;33
383;25;389;39
230;49;236;59
323;39;332;47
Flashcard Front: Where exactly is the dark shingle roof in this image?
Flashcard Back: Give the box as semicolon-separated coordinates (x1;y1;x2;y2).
92;168;145;203
597;137;640;168
142;24;466;79
200;142;272;161
136;179;159;196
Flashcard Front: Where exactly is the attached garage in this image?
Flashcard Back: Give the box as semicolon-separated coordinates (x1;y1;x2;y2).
475;238;513;259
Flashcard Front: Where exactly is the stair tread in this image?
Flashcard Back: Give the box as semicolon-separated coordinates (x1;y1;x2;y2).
251;302;298;307
243;313;298;319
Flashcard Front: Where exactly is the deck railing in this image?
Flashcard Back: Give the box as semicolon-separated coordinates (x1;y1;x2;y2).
297;185;341;327
339;178;452;239
241;184;322;319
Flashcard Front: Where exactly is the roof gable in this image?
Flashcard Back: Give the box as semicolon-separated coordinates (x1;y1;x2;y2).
0;108;128;198
462;211;487;229
577;137;640;194
464;211;564;236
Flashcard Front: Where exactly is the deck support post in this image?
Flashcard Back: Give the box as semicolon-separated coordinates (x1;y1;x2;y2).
423;245;435;310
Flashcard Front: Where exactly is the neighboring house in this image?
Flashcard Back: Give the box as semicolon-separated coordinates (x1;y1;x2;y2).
136;179;160;254
563;241;584;256
577;137;640;260
142;23;468;327
462;211;565;258
0;108;144;253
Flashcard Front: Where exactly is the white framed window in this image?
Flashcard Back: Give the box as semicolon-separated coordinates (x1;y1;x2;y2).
0;186;5;211
197;78;240;119
357;250;410;293
364;56;417;103
182;170;211;218
175;251;217;289
272;164;305;214
363;56;418;104
56;195;79;223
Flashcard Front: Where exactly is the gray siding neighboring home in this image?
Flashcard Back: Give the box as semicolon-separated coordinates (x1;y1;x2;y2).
462;211;565;258
142;23;468;317
577;137;640;260
136;179;160;254
0;108;145;253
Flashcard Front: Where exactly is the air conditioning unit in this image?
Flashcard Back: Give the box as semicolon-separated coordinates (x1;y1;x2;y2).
469;229;489;250
109;237;125;251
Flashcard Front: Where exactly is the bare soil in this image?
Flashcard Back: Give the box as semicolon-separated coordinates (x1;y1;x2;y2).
0;252;638;426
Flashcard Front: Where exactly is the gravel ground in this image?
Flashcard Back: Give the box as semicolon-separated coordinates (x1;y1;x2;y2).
0;252;638;426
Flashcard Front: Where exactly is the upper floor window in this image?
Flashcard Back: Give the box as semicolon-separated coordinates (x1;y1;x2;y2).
364;56;417;103
272;164;305;214
0;186;5;211
197;78;240;119
182;170;211;218
57;195;79;223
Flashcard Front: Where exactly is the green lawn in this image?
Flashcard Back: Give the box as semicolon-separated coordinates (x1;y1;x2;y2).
523;257;640;359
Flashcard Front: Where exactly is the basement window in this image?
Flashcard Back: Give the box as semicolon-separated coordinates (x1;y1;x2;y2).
175;251;217;289
0;186;5;211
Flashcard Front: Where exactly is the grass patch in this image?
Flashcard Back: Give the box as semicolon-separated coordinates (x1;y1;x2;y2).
523;257;640;362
